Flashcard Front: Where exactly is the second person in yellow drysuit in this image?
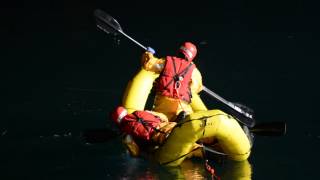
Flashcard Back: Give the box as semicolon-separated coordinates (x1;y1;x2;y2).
141;42;207;121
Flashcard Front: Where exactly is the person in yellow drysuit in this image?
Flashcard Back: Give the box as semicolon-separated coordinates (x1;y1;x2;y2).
141;42;207;121
111;106;203;159
111;106;177;156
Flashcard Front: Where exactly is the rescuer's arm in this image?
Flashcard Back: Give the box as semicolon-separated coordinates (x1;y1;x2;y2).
141;52;165;73
122;134;140;157
151;122;177;145
190;67;203;94
190;67;208;111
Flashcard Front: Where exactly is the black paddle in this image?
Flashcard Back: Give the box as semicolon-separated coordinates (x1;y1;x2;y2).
249;121;286;136
94;9;148;50
93;9;256;128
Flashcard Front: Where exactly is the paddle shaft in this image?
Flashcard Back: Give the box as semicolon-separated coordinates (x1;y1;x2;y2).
118;29;147;51
202;86;253;119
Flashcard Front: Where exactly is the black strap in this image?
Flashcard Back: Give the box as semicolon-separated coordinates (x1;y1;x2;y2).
172;57;177;75
161;146;202;165
175;114;222;127
178;62;193;79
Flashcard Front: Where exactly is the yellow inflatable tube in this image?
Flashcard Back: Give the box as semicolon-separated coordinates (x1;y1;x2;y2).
155;110;251;166
122;68;159;113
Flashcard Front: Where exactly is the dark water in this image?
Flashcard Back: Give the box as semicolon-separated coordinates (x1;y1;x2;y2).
4;0;320;179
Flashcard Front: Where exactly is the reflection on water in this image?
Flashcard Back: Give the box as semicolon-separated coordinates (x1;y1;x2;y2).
118;155;160;180
117;157;210;180
117;155;253;180
165;159;208;179
220;160;252;180
163;158;252;180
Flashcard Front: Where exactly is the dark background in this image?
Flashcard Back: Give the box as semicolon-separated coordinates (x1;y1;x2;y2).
3;0;320;179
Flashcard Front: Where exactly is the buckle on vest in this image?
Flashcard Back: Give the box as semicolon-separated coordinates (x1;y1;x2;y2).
175;81;181;89
173;75;184;82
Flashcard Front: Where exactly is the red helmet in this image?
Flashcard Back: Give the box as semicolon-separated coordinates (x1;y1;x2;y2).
111;106;128;124
179;42;197;61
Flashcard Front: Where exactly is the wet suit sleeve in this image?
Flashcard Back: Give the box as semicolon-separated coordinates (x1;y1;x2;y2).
190;67;203;94
189;66;208;111
122;134;140;157
141;52;165;73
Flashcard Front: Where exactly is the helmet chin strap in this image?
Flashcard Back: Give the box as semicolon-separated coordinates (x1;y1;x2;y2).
176;52;187;60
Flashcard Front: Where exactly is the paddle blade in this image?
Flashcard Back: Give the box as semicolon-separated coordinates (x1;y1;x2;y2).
94;9;122;35
81;128;119;143
250;122;286;136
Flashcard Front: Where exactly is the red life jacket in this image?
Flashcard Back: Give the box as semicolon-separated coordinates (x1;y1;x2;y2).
156;56;195;103
119;111;162;141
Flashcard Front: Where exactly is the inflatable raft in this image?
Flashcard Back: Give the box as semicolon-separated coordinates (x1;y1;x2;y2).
122;68;251;166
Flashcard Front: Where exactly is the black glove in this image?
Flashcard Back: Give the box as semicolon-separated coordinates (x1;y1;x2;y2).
175;111;187;122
